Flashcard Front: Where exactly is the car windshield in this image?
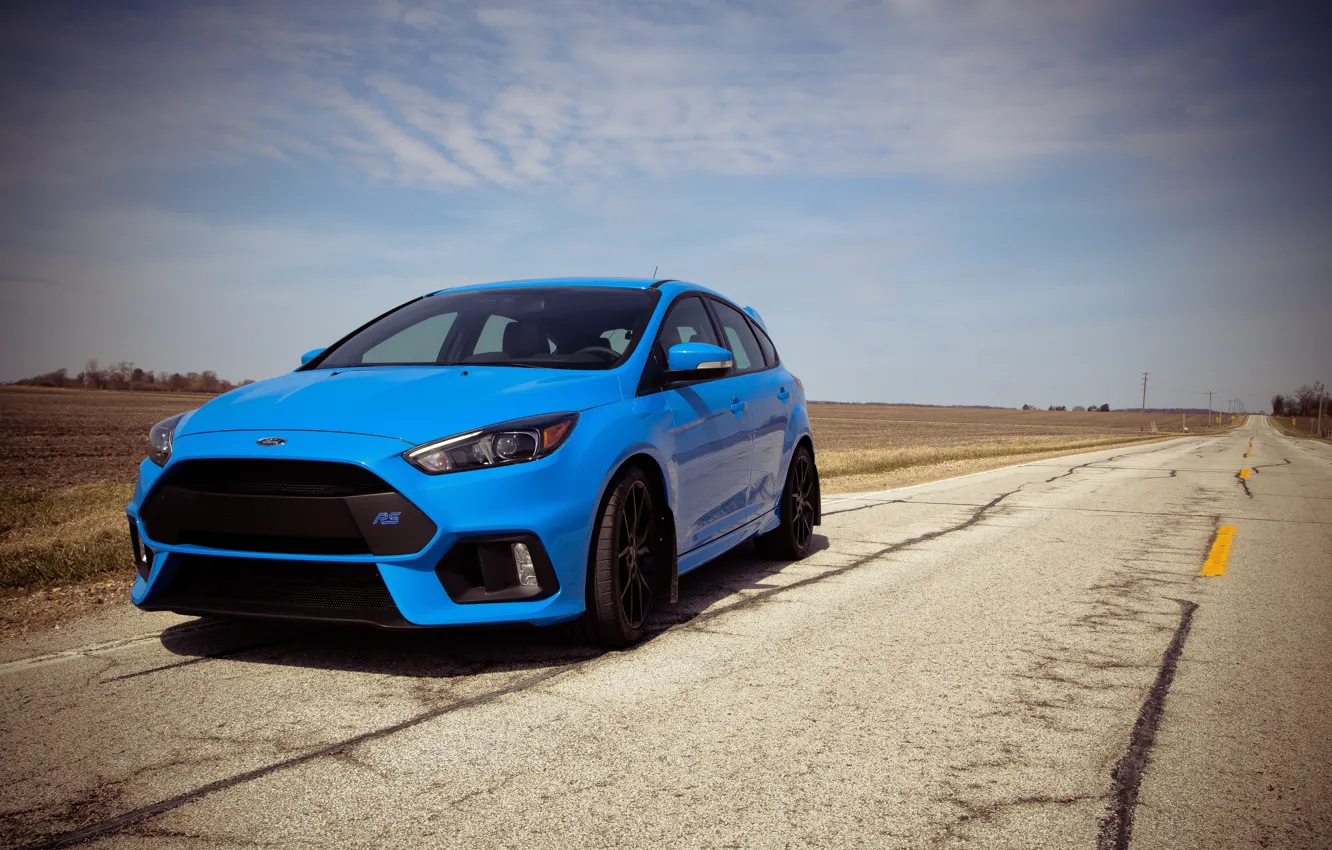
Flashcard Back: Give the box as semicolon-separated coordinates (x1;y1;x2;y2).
315;286;660;371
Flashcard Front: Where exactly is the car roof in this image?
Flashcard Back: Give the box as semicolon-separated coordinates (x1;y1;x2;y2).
431;277;658;295
428;277;727;300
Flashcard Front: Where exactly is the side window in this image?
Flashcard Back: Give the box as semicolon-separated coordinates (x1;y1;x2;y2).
750;320;778;367
709;301;766;374
362;312;457;364
655;296;720;357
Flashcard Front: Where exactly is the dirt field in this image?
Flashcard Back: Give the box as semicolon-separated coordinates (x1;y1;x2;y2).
0;388;1231;637
1;386;208;491
809;403;1221;451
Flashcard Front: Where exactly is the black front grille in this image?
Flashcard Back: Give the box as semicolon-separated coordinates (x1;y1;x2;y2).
139;459;436;557
152;555;408;626
159;459;391;498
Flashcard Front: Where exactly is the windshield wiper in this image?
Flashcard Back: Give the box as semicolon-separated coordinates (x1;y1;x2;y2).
442;360;548;369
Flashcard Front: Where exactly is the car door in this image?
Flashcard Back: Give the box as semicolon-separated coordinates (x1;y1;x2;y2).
707;299;790;516
650;295;755;552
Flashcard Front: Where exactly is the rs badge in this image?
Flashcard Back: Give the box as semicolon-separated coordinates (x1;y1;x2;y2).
372;512;401;525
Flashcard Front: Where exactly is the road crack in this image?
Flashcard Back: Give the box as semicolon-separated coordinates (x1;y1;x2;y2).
1095;598;1198;850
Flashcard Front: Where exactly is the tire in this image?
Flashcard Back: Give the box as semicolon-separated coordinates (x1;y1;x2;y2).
755;444;819;560
583;467;661;648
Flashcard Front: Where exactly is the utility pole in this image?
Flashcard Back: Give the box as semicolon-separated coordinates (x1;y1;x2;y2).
1207;391;1214;429
1140;372;1149;431
1319;385;1325;438
128;361;134;394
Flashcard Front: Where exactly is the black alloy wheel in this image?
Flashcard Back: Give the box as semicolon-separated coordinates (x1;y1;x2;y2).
755;444;819;560
585;467;660;646
616;478;655;629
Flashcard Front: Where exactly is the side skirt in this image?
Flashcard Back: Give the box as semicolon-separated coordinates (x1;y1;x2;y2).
676;508;778;577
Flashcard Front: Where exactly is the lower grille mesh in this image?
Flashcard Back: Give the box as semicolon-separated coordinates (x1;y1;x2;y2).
162;556;400;613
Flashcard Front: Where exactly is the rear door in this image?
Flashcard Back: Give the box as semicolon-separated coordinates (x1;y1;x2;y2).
707;299;790;516
650;296;755;552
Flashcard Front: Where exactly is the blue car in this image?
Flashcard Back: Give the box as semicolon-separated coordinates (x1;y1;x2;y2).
128;278;820;646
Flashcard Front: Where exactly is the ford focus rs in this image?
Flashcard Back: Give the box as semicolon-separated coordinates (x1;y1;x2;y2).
128;278;820;646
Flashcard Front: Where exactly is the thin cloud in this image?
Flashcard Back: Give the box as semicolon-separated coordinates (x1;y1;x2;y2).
2;0;1317;192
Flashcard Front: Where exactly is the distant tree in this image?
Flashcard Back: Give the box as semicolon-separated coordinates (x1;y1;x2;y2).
167;372;187;392
1271;394;1286;417
1072;405;1086;411
106;361;132;390
1021;404;1033;410
1098;403;1110;412
83;358;103;389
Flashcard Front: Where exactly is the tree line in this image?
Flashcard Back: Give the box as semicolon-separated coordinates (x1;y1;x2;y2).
1022;404;1112;412
1271;382;1326;418
12;360;253;394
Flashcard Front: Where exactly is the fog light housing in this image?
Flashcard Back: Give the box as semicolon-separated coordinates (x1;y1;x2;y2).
512;543;538;587
434;534;558;603
128;517;152;580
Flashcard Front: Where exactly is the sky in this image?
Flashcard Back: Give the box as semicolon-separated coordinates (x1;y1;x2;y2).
1;0;1329;410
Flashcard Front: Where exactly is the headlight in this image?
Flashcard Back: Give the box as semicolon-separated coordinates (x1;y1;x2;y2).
404;413;579;474
147;413;187;466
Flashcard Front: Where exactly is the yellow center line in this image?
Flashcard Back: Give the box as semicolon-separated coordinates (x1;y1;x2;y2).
1201;526;1237;576
1239;468;1251;479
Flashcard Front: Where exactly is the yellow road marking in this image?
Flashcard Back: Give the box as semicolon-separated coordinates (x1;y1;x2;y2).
1239;468;1251;478
1201;526;1237;576
1244;452;1251;457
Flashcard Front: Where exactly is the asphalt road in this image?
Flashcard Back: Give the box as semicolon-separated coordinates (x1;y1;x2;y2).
2;416;1329;849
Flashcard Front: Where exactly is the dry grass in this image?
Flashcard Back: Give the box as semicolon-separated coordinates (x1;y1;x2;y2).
808;403;1240;493
818;433;1164;480
0;484;134;591
1268;415;1331;441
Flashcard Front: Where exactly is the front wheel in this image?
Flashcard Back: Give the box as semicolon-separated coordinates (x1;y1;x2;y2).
755;444;819;560
583;467;661;647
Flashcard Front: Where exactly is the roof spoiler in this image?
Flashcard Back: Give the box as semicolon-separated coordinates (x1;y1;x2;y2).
743;306;767;330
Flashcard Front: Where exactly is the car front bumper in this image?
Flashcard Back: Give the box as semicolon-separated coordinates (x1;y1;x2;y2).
128;429;597;628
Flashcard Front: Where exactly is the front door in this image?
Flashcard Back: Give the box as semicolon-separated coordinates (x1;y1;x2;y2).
707;300;790;514
652;296;755;552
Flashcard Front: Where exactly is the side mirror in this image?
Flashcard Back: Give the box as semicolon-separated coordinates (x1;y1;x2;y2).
300;347;326;366
663;343;733;384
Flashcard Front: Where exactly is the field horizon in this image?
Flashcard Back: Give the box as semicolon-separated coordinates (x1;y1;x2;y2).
0;386;1244;638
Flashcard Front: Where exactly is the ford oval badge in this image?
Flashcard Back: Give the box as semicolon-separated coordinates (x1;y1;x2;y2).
256;437;287;447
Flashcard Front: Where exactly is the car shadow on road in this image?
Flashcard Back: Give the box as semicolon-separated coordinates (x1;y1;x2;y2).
158;534;830;678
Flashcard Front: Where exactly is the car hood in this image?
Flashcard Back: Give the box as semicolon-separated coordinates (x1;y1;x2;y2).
176;366;624;445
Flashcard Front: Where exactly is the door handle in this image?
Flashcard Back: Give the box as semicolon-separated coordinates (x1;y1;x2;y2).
777;388;790;402
730;400;746;415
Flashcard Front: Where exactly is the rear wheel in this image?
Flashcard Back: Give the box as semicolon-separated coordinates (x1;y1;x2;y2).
584;467;660;647
755;444;818;560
